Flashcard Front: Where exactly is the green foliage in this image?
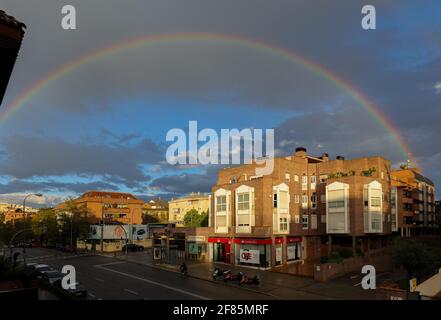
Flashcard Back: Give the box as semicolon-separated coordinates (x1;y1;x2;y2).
142;214;160;224
199;211;209;227
183;209;208;227
0;257;25;280
389;238;441;279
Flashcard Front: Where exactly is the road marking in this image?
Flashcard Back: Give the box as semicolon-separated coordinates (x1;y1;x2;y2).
95;261;126;267
124;289;139;295
95;278;105;282
88;293;96;298
96;264;209;300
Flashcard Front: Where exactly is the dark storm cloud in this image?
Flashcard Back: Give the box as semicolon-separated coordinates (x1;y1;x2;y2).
0;179;118;195
0;135;162;186
149;166;221;196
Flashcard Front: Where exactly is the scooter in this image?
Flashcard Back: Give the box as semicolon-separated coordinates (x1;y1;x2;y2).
212;268;230;280
238;272;260;285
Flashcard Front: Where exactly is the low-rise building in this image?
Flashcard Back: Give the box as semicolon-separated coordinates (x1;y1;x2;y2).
168;193;210;226
142;198;168;223
56;190;144;225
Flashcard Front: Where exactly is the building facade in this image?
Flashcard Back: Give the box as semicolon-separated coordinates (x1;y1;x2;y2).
391;168;436;236
142;199;169;223
168;193;210;227
58;191;144;225
209;147;394;270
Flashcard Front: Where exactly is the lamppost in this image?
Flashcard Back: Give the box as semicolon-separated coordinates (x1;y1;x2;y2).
22;193;43;264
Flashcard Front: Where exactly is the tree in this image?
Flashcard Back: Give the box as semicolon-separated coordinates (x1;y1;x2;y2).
390;238;441;279
183;209;202;227
183;209;209;227
31;208;58;245
58;199;94;246
199;211;209;227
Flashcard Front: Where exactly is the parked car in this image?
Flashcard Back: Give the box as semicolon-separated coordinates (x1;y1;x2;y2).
122;244;144;252
34;264;54;278
40;270;64;285
54;279;87;298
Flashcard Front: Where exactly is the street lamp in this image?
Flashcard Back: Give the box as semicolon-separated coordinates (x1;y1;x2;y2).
22;193;43;264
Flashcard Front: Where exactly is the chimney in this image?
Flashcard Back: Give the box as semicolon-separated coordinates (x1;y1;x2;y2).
336;155;345;160
294;147;307;157
321;153;329;161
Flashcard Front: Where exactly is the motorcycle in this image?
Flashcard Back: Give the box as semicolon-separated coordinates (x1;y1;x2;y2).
179;262;188;276
223;270;240;282
238;272;260;285
212;268;230;280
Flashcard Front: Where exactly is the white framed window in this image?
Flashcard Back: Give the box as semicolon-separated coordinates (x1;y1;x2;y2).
285;173;290;182
237;193;250;210
294;195;299;204
302;175;308;191
294;215;300;224
311;176;316;190
216;195;227;212
294;175;299;182
280;217;288;231
302;215;309;229
302;195;308;209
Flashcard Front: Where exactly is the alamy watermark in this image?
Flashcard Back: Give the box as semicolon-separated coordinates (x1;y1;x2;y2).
166;121;274;175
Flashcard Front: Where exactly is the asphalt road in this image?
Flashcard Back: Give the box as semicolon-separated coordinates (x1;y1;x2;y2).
25;248;275;300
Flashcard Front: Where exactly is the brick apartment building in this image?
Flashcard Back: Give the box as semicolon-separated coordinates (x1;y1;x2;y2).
56;191;144;225
391;167;436;236
209;147;395;270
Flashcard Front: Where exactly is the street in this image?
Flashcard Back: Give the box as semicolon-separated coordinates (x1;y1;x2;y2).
21;247;389;300
25;248;276;300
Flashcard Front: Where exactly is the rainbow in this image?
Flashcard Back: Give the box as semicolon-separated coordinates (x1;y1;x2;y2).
0;32;413;163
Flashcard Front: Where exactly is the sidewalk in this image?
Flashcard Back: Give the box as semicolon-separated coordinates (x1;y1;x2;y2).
112;251;384;300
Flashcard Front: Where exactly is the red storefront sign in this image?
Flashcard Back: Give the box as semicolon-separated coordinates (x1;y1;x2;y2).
233;238;272;245
287;236;302;243
275;237;284;244
208;237;231;244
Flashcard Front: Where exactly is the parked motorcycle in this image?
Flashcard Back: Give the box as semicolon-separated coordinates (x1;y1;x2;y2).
212;268;230;280
238;272;260;285
223;270;240;282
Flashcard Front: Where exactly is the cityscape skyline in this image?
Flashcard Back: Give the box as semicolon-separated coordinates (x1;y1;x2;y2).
0;0;440;207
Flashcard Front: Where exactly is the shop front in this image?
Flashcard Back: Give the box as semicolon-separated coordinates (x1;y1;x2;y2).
286;236;302;262
275;237;284;266
234;238;272;269
186;235;207;261
208;237;232;264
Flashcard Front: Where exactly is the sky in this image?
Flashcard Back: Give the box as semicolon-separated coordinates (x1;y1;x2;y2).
0;0;440;207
